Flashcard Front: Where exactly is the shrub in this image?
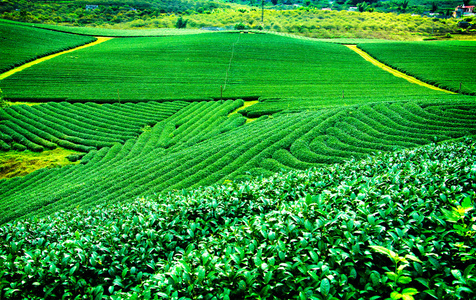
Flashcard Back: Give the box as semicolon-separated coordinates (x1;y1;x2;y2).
0;89;7;109
175;16;188;29
234;22;247;30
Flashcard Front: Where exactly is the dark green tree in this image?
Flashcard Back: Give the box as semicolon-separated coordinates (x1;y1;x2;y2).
357;1;370;12
175;16;188;28
431;2;438;13
271;0;278;5
401;0;409;9
463;0;471;5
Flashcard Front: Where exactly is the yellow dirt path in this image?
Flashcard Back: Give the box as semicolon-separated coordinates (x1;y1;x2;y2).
345;45;456;94
0;37;112;81
229;100;260;123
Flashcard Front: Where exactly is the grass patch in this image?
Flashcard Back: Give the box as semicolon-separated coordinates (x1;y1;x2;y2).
0;148;80;179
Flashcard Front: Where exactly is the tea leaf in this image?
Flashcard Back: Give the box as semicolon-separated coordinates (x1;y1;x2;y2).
320;278;330;296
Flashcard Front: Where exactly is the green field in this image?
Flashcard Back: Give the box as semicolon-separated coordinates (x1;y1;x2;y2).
358;41;476;95
1;20;476;299
2;138;476;298
0;20;96;73
1;32;448;102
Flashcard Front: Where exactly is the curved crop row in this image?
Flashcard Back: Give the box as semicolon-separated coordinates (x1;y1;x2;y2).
268;98;476;172
0;101;188;153
1;138;475;299
1;99;475;224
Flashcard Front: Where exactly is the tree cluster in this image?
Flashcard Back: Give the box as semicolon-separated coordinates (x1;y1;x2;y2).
0;0;225;25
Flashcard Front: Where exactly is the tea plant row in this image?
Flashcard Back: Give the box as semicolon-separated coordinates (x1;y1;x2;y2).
1;98;474;224
0;99;245;223
1;138;475;299
0;101;188;153
256;97;476;176
0;20;96;74
357;41;476;95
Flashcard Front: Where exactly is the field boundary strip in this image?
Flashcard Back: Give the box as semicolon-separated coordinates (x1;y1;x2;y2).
0;37;112;81
345;45;456;94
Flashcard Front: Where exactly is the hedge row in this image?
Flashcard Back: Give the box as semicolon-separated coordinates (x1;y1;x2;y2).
357;41;476;95
1;34;446;102
0;20;96;74
0;101;188;152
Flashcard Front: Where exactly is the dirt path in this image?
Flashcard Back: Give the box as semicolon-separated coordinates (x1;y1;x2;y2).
0;37;112;81
345;45;456;94
229;100;259;123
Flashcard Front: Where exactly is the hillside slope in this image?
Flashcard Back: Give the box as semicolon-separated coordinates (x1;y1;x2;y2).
1;97;475;224
1;138;475;298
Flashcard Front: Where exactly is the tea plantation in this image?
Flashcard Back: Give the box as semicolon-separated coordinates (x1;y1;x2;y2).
0;20;96;74
358;41;476;95
1;139;475;299
0;21;476;299
0;32;448;102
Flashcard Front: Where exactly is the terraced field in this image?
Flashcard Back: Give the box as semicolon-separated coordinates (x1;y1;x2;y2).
0;101;188;152
1;20;475;223
1;97;475;224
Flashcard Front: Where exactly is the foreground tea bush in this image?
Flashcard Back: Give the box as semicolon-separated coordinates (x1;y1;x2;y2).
1;139;475;299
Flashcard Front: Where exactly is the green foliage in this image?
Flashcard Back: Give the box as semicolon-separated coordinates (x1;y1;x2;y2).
2;4;461;40
357;2;371;12
370;246;422;299
234;22;247;30
0;0;224;25
358;41;476;95
1;138;475;298
175;16;188;29
0;89;7;109
1;98;476;224
441;196;476;240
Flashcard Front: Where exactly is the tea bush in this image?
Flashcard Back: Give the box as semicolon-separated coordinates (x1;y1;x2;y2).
0;33;446;102
1;138;475;299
